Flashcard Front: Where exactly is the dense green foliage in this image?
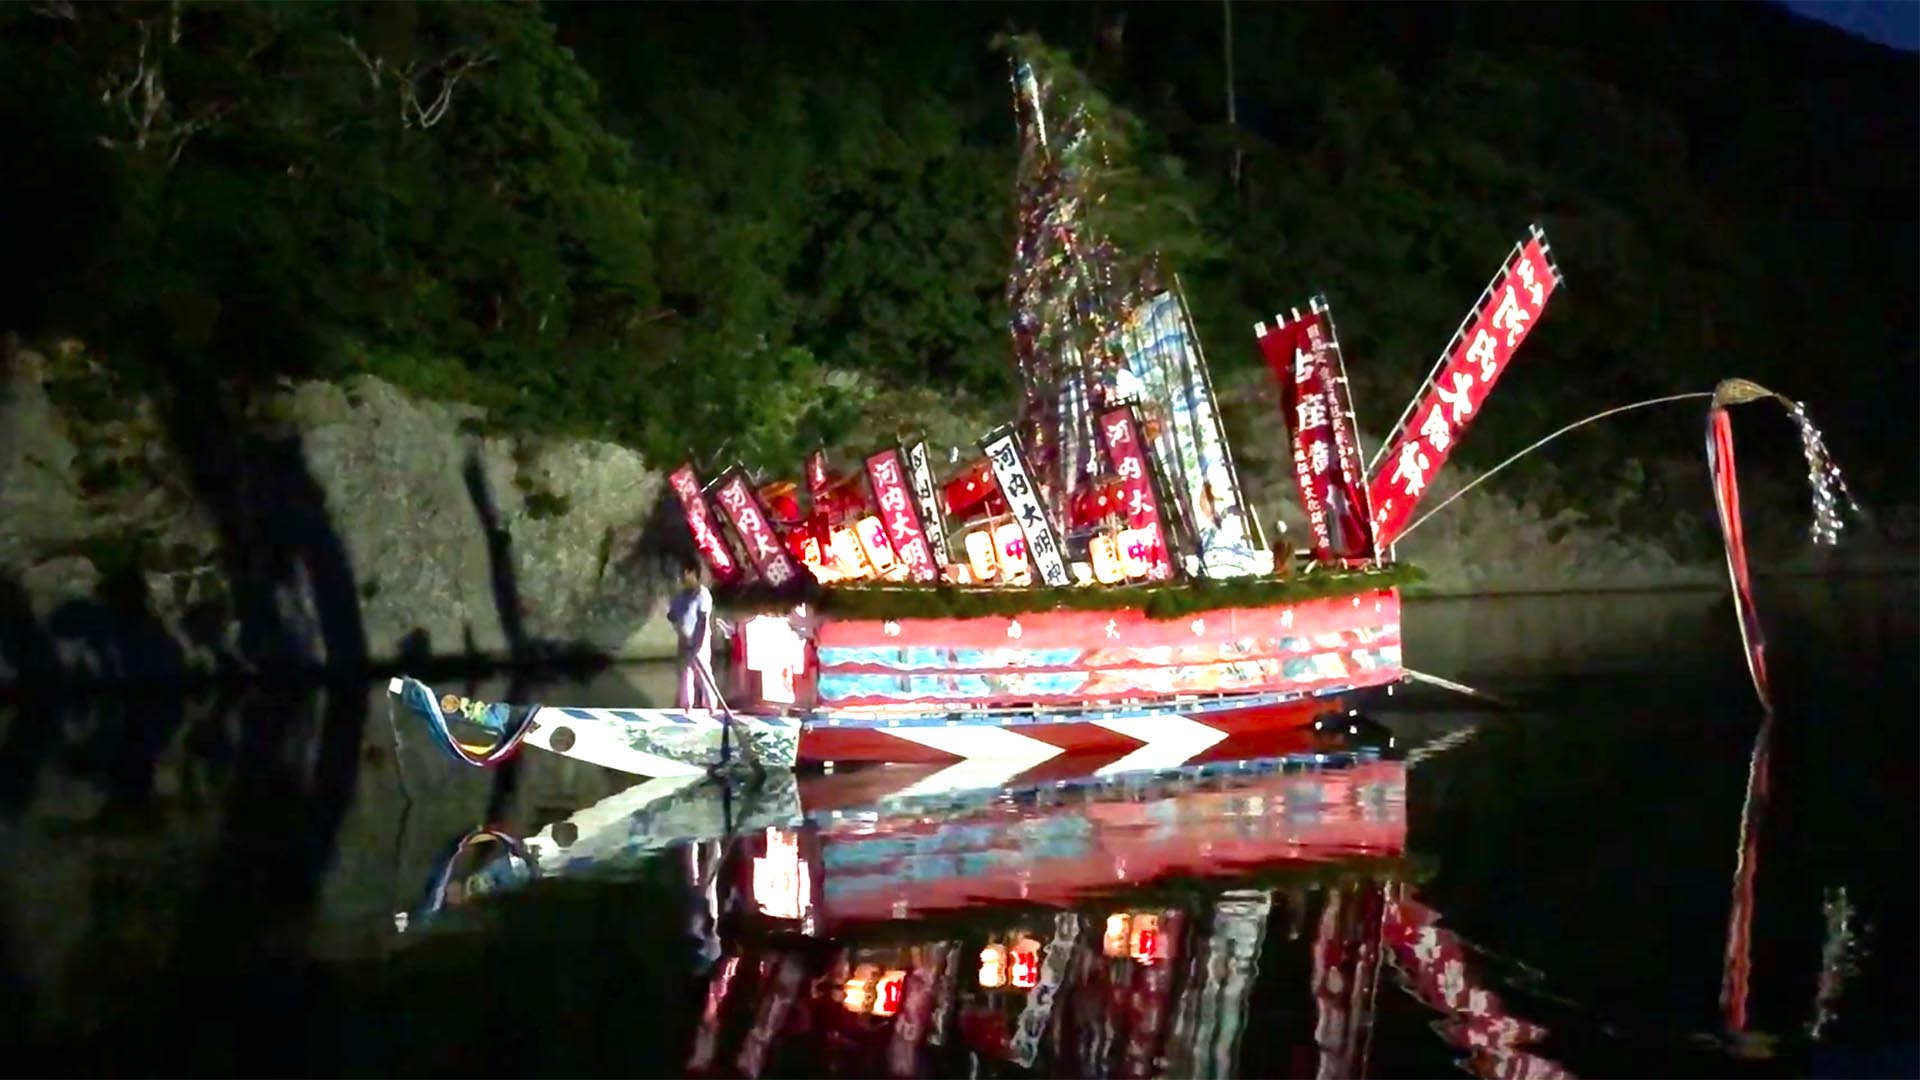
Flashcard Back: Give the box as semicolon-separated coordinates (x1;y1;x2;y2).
1;2;1912;554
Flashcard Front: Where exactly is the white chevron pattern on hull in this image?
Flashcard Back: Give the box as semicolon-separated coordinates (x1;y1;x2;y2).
1087;712;1231;774
391;675;1358;779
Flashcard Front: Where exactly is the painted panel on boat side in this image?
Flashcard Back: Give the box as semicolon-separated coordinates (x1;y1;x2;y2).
808;590;1401;706
815;589;1400;652
815;644;1401;706
816;625;1400;674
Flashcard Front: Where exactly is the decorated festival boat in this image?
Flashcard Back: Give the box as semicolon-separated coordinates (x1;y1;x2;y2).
391;48;1566;778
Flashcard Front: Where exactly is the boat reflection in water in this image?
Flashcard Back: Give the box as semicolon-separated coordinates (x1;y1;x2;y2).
406;720;1569;1079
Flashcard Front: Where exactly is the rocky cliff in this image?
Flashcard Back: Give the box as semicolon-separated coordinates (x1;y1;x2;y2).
1;343;685;687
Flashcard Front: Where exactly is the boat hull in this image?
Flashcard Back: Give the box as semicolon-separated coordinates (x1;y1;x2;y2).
389;584;1404;776
793;690;1349;772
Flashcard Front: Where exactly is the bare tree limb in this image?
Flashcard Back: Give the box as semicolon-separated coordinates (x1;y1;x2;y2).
339;32;385;90
338;34;494;131
399;48;494;130
94;2;218;167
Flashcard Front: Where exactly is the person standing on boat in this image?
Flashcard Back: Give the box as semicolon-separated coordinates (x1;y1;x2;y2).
670;563;718;710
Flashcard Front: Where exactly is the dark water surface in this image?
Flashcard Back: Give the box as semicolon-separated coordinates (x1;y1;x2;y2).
1;582;1913;1078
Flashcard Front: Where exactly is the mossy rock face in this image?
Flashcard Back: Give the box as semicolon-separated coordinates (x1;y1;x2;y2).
718;562;1423;622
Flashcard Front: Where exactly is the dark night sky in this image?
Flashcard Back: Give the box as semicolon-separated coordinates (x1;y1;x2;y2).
1778;0;1920;51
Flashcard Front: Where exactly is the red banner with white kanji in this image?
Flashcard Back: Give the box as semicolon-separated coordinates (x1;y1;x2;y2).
1368;232;1560;548
669;464;742;585
714;467;808;589
864;447;939;582
1098;406;1174;581
1258;309;1374;561
803;448;834;550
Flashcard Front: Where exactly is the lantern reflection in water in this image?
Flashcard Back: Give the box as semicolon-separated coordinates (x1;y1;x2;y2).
1009;937;1042;988
843;963;879;1014
750;827;810;921
873;969;907;1018
978;944;1008;989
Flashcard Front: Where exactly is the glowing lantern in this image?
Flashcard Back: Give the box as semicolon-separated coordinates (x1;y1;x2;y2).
830;526;872;580
1071;561;1094;586
750;827;810;920
994;522;1031;584
799;533;848;583
1089;533;1126;584
977;944;1008;988
855;515;898;575
872;970;907;1018
1102;913;1132;958
1119;527;1157;579
843;963;879;1013
964;529;1000;582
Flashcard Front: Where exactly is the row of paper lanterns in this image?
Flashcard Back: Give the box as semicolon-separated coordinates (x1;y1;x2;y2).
798;517;1166;588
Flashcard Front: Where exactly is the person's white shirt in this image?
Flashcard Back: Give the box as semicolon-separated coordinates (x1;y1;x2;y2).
670;583;713;656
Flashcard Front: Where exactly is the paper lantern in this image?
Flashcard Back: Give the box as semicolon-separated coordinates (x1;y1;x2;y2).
1089;533;1126;584
1119;527;1157;579
964;530;1000;582
797;534;842;584
1071;561;1094;586
855;515;898;574
830;526;872;581
994;522;1031;584
1102;913;1132;958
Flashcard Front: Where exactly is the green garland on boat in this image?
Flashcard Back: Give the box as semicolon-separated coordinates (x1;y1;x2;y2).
717;562;1423;622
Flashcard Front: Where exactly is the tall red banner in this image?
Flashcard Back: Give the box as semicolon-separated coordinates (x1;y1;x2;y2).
803;449;832;549
864;447;939;582
669;464;742;585
1257;306;1374;561
715;468;807;588
1368;232;1560;548
1098;406;1174;581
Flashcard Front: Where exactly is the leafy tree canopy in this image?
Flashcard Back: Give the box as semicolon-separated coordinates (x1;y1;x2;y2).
0;1;1910;552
